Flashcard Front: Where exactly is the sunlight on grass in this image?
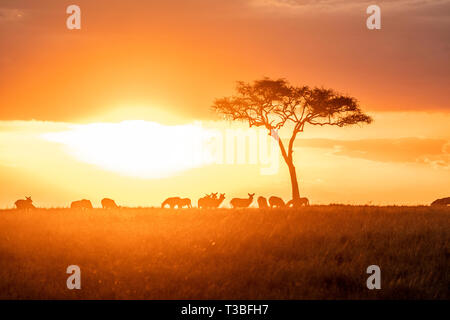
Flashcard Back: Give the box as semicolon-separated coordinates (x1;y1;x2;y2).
0;206;448;299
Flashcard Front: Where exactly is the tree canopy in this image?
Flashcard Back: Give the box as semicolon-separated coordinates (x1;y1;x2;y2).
212;78;373;133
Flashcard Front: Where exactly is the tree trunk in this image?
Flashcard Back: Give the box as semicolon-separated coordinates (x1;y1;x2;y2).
275;131;302;207
286;158;301;206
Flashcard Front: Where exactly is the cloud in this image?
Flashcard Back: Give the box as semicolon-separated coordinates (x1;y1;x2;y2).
250;0;450;11
295;137;450;169
249;0;450;24
0;0;448;122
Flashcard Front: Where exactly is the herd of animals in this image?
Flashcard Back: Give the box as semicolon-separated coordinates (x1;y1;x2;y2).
13;197;120;210
12;194;309;210
11;195;450;210
162;193;309;209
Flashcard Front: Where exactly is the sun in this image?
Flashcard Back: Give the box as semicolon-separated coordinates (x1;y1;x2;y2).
42;120;214;178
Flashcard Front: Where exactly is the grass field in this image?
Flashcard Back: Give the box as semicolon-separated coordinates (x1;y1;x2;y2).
0;205;448;299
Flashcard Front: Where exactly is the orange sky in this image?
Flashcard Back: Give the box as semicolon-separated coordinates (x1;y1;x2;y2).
0;0;449;207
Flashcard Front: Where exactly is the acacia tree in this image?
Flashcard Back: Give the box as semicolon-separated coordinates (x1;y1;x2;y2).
212;78;372;207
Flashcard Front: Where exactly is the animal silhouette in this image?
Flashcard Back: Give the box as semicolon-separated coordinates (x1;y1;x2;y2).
71;199;93;209
300;197;310;206
198;196;209;208
162;197;182;209
178;198;192;208
269;196;285;208
211;193;225;208
161;197;192;208
286;197;310;207
431;197;450;206
101;198;119;209
257;196;269;208
230;193;255;208
198;193;222;209
15;196;35;210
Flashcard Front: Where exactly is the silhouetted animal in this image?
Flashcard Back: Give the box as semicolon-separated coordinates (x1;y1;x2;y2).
161;197;191;209
287;197;310;207
71;199;93;209
178;198;192;208
257;196;269;208
230;193;255;208
269;196;285;208
431;197;450;206
300;197;310;206
198;193;223;209
15;196;35;210
198;196;209;209
211;193;225;208
197;194;211;208
162;197;182;209
101;198;119;209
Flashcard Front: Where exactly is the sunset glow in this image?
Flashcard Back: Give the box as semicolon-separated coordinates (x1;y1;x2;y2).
0;0;448;208
42;120;213;178
0;0;449;303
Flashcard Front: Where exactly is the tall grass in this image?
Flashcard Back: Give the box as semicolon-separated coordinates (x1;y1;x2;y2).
0;206;448;299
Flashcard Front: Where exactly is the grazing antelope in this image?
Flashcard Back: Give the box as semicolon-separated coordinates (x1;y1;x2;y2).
71;199;93;209
257;196;269;208
286;197;310;207
269;196;285;208
300;197;310;206
178;198;192;208
15;196;35;210
101;198;119;209
431;197;450;206
198;193;222;209
162;197;182;209
230;193;255;208
198;194;209;208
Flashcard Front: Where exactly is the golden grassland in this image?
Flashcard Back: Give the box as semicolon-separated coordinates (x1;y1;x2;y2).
0;205;448;299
